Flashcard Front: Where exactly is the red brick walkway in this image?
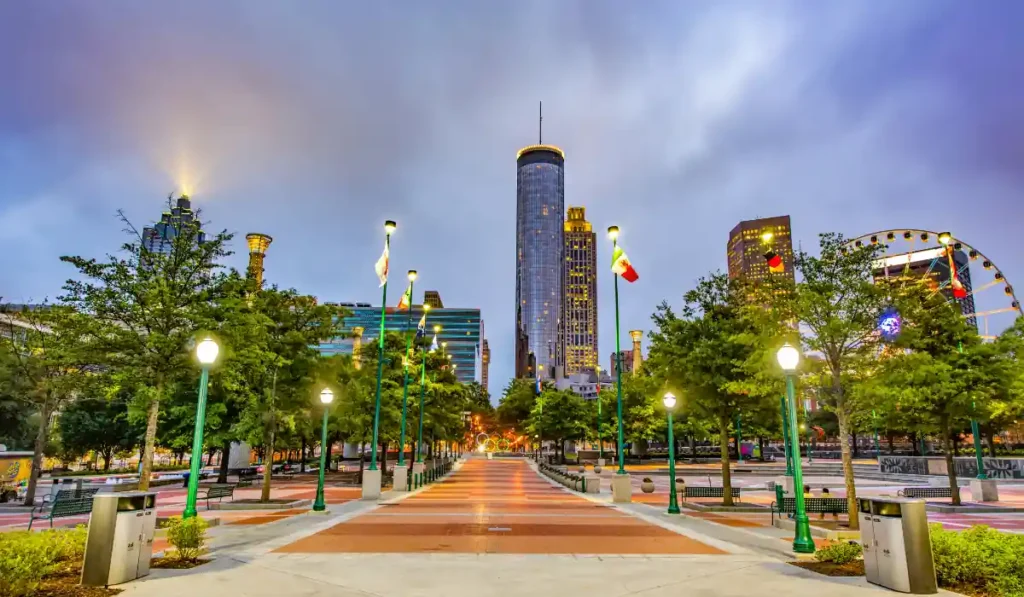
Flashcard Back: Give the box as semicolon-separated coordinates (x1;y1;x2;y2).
276;458;725;554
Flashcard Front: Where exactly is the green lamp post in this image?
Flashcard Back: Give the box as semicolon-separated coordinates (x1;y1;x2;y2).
608;225;626;476
778;342;814;554
312;387;334;512
397;270;418;469
183;338;219;519
369;220;396;472
663;392;680;515
415;322;436;465
780;395;793;476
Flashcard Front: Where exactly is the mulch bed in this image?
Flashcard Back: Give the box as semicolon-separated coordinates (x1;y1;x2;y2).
33;568;121;597
789;560;865;577
150;557;212;570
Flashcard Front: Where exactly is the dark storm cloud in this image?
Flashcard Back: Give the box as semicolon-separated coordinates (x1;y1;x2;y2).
2;1;1023;396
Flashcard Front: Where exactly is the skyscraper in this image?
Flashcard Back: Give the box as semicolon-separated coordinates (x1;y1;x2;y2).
727;216;795;283
423;290;444;309
610;350;634;377
481;339;490;393
141;194;206;255
515;104;565;379
563;206;597;375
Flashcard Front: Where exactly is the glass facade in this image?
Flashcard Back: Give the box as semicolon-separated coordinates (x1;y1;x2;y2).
563;206;597;375
727;215;795;284
516;145;565;377
141;195;206;255
319;304;482;384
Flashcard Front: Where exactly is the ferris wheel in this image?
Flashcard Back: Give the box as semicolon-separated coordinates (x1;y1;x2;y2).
846;229;1022;339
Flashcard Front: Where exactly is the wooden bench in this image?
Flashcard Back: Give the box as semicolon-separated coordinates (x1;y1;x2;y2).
683;486;741;500
29;492;98;530
198;484;235;507
771;497;848;524
898;486;956;499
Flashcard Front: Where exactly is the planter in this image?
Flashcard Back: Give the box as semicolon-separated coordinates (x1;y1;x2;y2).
641;478;655;494
675;479;686;495
578;466;586;474
594;465;602;474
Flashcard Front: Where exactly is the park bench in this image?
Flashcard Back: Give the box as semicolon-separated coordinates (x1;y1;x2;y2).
335;470;362;485
771;497;848;524
198;484;235;507
29;490;99;530
897;486;956;499
683;486;740;500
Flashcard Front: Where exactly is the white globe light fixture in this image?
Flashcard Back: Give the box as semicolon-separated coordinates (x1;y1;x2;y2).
196;338;219;365
662;392;677;409
320;387;334;405
776;343;800;372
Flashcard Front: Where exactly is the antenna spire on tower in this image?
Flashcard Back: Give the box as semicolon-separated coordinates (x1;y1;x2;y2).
539;101;543;144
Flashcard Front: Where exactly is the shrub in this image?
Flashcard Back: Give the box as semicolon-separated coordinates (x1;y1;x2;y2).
814;541;862;565
166;516;209;562
930;524;1024;597
0;527;88;597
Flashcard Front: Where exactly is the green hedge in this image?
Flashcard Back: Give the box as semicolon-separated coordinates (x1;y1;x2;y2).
930;524;1024;597
0;527;87;597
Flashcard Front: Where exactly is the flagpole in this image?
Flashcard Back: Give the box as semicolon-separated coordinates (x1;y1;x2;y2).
608;226;626;476
398;272;416;468
369;220;396;472
417;326;438;464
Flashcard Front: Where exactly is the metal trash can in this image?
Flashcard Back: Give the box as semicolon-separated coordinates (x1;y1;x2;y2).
859;497;937;594
81;492;158;587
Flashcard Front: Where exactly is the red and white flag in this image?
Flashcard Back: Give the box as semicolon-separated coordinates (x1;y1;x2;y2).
611;245;639;283
374;239;389;287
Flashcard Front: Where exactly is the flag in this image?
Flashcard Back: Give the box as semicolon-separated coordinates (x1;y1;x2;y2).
416;312;426;338
945;246;968;299
535;378;542;395
397;284;412;310
764;250;784;273
611;245;639;282
374;239;389;287
430;334;439;352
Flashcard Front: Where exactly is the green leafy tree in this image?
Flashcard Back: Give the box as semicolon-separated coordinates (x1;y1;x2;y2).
496;379;537;430
793;233;884;527
647;273;761;506
0;304;96;503
59;204;233;490
57;393;141;471
527;389;588;463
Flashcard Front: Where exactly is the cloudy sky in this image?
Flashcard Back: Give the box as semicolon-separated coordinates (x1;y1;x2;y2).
2;1;1023;396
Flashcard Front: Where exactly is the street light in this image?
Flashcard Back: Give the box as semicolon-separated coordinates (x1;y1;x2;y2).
416;321;437;465
607;225;626;479
663;392;680;514
777;343;814;554
312;387;334;512
397;270;418;478
369;220;397;478
183;338;219;519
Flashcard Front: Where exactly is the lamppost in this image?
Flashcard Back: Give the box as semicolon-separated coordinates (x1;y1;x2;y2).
183;338;219;519
780;395;793;476
607;226;626;474
595;365;604;465
312;388;334;512
663;392;680;515
397;270;418;476
777;343;814;554
415;322;437;466
369;220;396;480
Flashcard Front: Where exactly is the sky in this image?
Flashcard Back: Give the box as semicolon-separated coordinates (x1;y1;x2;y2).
3;1;1024;398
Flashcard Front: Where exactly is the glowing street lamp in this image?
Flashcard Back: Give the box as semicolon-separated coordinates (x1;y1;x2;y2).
777;343;814;554
663;392;680;514
370;220;397;475
312;388;334;511
607;226;626;477
398;270;418;473
417;322;438;464
183;338;219;519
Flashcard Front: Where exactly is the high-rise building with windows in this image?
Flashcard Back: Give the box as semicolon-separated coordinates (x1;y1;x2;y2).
481;339;490;393
727;216;795;283
515;129;565;379
141;194;206;255
423;291;444;309
319;302;483;384
610;350;634;377
563;206;597;375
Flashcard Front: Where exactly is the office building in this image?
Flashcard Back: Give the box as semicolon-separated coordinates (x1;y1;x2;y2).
563;206;598;376
319;302;483;384
872;244;977;328
515;111;565;378
424;291;444;309
610;350;634;377
481;339;490;393
555;370;614;401
141;194;206;255
727;216;795;283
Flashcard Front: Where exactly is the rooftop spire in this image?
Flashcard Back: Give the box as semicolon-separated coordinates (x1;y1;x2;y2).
539;101;543;144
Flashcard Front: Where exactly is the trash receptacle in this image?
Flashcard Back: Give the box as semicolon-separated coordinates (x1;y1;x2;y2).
81;492;157;587
859;497;936;594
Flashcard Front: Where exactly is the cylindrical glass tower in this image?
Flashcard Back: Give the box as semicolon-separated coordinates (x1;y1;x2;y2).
516;144;565;378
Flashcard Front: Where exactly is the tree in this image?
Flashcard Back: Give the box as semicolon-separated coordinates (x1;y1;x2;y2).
647;273;762;506
0;304;96;503
527;389;588;463
59;203;233;490
57;393;140;471
793;233;884;527
496;379;537;430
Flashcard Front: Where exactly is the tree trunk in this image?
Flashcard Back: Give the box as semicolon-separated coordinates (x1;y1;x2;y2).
689;435;696;463
325;434;335;472
887;432;895;455
910;432;920;456
103;449;113;472
358;442;365;481
758;436;766;461
261;428;275;503
852;431;859;459
381;441;389;474
985;427;998;458
952;432;960;457
138;386;162;491
718;415;733;507
942;416;961;506
24;401;53;505
217;440;231;483
835;402;859;530
300;437;307;473
206;449;215;466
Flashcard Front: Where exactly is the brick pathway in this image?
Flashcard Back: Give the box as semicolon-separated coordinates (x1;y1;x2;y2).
276;458;725;554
